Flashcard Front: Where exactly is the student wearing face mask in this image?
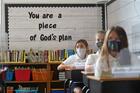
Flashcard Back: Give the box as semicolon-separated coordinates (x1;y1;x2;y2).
95;31;106;54
57;39;89;71
57;39;89;93
95;26;140;78
85;31;105;73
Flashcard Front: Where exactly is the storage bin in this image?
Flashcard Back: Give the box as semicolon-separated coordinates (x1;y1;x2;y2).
15;90;38;93
32;69;53;81
6;71;14;81
7;90;13;93
1;71;6;80
7;87;14;93
15;69;31;81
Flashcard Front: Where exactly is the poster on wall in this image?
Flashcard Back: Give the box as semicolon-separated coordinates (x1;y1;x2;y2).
5;4;104;50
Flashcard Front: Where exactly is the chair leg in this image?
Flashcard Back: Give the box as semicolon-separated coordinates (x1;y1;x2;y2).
64;79;72;93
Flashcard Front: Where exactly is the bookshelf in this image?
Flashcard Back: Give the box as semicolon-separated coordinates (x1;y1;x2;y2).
0;61;65;93
0;61;50;93
0;48;73;93
47;61;65;92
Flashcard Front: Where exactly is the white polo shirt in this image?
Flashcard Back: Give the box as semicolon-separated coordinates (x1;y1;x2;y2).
95;54;119;77
85;52;99;65
85;51;100;72
63;54;87;69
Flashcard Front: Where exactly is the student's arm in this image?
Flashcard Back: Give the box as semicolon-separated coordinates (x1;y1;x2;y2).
57;55;75;70
95;58;102;78
57;63;76;71
85;54;96;73
57;63;66;71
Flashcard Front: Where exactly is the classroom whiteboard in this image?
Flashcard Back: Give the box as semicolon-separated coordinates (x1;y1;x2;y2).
5;4;103;50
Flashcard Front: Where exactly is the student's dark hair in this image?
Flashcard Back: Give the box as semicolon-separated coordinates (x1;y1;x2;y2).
75;39;88;48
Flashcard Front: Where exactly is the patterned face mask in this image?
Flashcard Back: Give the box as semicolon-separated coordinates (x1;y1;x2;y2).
96;41;103;49
107;40;122;52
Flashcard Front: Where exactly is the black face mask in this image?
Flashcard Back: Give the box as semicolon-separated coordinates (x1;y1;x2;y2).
96;41;103;49
107;40;122;52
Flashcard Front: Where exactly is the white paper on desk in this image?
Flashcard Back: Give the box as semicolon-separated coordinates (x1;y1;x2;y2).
112;66;140;78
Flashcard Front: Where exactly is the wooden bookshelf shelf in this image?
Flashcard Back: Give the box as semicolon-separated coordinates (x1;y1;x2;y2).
4;81;49;83
51;80;64;82
48;61;62;64
0;62;48;65
51;88;64;90
0;62;25;64
4;80;64;84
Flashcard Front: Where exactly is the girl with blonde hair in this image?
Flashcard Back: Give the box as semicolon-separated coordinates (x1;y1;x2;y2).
95;26;140;77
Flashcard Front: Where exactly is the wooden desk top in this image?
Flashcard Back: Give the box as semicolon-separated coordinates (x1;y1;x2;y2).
87;75;140;81
81;71;94;75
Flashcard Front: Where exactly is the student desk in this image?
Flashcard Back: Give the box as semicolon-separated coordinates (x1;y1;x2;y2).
87;76;140;93
65;70;84;82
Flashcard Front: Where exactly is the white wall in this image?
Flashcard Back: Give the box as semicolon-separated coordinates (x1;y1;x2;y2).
8;6;102;50
0;0;2;50
107;0;140;53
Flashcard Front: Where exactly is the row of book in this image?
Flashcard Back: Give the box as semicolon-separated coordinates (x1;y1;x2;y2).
49;49;75;61
7;86;38;93
58;72;66;80
0;50;26;62
0;49;75;63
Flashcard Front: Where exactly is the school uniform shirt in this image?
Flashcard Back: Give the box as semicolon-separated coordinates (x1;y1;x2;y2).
95;48;140;78
85;51;99;73
63;54;87;69
95;54;117;78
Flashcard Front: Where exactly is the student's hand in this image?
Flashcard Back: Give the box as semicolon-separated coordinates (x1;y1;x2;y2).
85;64;94;73
57;64;66;71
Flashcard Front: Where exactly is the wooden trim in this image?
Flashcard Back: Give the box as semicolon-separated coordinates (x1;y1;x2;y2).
51;88;64;90
51;80;64;82
0;62;48;65
48;61;62;64
87;76;140;81
4;81;49;83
